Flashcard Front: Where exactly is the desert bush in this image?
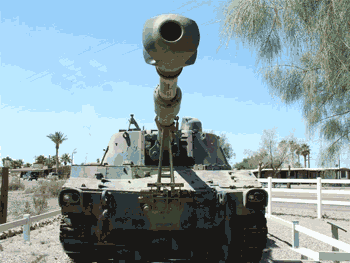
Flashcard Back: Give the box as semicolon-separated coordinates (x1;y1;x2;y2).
8;175;25;191
13;197;48;217
24;179;66;198
33;196;48;215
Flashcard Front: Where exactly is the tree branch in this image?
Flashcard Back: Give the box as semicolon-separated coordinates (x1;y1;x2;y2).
261;7;279;52
319;110;350;123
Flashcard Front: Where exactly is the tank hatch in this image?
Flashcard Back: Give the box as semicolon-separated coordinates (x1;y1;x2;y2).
181;117;202;132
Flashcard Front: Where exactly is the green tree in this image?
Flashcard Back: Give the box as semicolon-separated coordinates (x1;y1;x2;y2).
44;156;53;167
255;128;292;178
220;0;350;167
9;159;24;169
207;130;235;166
24;163;32;167
50;155;61;166
2;156;13;167
61;153;72;166
234;157;257;170
300;143;311;168
36;155;46;164
47;132;68;173
96;158;100;163
242;148;270;177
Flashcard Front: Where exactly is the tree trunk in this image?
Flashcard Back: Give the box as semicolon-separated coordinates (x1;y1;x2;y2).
287;165;291;188
258;162;262;178
308;154;310;168
56;145;59;174
304;155;307;168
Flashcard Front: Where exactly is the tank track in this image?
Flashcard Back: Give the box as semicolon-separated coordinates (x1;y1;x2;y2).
235;214;268;263
190;213;267;263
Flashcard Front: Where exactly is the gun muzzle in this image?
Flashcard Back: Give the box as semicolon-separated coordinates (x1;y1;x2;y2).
143;14;200;126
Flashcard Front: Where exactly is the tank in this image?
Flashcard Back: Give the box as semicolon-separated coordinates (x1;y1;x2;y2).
59;14;268;263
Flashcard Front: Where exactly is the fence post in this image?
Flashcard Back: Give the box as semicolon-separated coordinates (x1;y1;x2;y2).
268;177;272;216
292;221;299;248
0;167;9;224
292;221;309;259
317;177;322;219
23;214;31;244
331;224;340;263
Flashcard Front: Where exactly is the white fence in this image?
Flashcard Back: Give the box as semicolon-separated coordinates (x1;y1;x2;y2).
258;177;350;219
0;209;61;243
266;214;350;262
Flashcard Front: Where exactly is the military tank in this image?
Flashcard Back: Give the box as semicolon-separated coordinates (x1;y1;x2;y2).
59;14;268;263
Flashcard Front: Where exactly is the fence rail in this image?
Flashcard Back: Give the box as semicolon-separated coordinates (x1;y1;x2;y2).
258;177;350;219
0;209;61;243
266;214;350;262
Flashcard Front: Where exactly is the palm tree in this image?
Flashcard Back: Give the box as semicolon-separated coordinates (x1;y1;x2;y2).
61;153;72;166
295;144;302;165
47;132;68;173
300;143;311;168
288;140;299;166
25;163;32;167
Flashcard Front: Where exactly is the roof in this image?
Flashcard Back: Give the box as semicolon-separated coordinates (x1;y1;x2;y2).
251;167;350;173
10;166;55;172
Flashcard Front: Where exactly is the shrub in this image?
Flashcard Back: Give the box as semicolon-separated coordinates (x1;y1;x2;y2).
8;175;25;191
33;196;48;215
23;200;35;216
24;179;66;198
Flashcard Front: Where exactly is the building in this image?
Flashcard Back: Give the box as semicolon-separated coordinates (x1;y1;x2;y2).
9;163;71;179
10;164;54;178
251;167;350;180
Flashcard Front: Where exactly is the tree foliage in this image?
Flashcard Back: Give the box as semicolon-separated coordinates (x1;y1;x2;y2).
61;153;72;166
240;128;305;177
207;130;235;166
220;0;350;167
47;132;68;173
2;156;13;167
36;155;46;164
8;159;24;169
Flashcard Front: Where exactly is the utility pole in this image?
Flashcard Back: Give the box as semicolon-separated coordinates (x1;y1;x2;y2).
72;148;77;165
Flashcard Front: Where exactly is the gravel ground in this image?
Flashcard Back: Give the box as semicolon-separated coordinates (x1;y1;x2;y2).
0;204;349;262
264;206;350;263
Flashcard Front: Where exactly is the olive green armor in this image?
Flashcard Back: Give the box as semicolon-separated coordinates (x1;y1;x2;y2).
59;14;268;263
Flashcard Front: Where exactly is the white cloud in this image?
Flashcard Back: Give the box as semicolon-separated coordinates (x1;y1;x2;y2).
98;65;107;72
59;58;74;67
89;59;102;68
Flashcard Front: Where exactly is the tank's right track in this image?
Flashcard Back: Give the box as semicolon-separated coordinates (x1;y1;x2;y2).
236;214;268;263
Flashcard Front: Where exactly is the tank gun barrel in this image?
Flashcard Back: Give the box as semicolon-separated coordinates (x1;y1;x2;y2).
142;14;200;127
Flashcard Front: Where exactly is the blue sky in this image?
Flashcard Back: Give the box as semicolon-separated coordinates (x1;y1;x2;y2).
0;0;347;168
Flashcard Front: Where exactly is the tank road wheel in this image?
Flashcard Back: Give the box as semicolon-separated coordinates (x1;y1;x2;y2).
60;217;94;262
66;253;89;263
238;214;268;263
